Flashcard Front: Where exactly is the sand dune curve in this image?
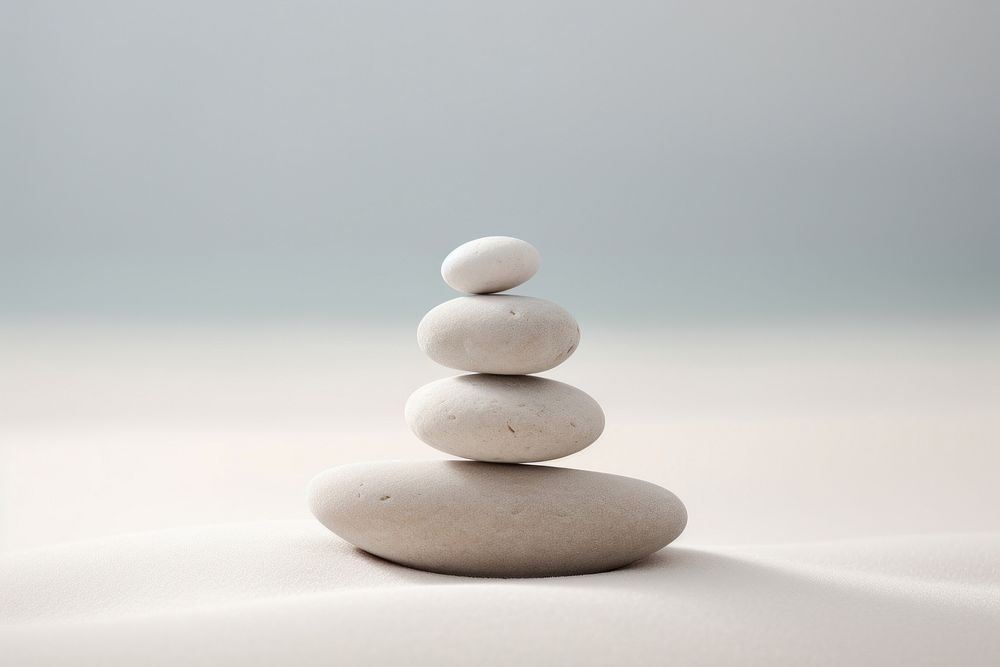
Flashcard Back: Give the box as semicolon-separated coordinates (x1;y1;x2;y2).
2;521;998;665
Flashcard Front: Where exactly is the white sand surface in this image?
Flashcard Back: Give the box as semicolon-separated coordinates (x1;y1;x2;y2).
1;322;999;663
2;522;998;665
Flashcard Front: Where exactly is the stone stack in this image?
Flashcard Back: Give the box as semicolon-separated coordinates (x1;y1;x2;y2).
308;236;686;577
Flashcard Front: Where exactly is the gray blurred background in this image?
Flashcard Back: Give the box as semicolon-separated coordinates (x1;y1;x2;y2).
3;0;998;325
2;1;1000;552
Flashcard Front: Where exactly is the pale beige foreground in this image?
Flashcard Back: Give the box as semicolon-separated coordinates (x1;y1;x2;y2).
3;323;998;551
1;322;999;664
1;522;998;666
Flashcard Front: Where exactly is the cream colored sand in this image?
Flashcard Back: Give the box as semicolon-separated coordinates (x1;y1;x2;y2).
1;322;998;663
2;522;998;665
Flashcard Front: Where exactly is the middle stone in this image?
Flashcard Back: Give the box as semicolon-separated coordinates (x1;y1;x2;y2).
406;374;605;463
417;295;580;375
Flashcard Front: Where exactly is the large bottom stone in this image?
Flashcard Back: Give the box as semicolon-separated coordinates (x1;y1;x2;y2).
307;460;687;578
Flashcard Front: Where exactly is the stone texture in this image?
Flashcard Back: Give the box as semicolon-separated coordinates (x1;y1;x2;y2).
417;295;580;375
308;460;687;578
441;236;541;294
405;374;605;463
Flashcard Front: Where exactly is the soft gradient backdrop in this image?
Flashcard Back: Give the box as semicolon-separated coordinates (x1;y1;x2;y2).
2;0;998;324
1;1;998;552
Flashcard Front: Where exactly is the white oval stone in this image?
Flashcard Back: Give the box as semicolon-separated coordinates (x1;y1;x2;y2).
441;236;541;294
406;374;605;463
417;295;580;374
308;460;687;577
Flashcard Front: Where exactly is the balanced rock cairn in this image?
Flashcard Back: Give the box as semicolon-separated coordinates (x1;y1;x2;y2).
309;236;687;577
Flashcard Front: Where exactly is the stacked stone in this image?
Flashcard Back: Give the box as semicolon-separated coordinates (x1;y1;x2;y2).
308;237;686;577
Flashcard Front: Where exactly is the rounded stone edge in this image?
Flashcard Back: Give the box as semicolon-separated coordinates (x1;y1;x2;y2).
403;375;606;463
305;461;688;578
416;296;582;375
440;236;542;294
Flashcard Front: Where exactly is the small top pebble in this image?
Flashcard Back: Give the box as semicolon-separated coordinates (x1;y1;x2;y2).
441;236;541;294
